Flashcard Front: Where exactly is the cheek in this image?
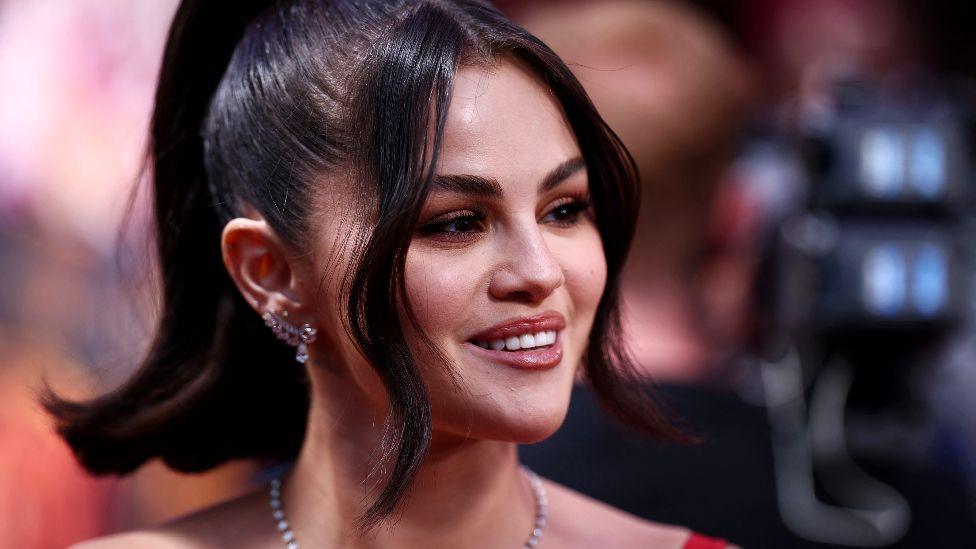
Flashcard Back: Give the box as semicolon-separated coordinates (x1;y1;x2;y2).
562;229;607;318
403;248;481;342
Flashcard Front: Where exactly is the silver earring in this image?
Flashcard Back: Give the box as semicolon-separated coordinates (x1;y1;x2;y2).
262;310;317;364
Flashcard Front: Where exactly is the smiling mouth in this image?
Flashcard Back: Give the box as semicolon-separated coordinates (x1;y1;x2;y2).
465;330;563;370
471;330;558;352
465;312;566;370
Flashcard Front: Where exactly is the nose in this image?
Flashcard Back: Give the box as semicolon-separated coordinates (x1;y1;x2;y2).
488;224;565;303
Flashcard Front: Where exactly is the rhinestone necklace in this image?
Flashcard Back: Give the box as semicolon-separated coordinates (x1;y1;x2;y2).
269;465;548;548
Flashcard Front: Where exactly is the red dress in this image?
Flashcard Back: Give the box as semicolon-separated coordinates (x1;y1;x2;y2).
683;532;730;549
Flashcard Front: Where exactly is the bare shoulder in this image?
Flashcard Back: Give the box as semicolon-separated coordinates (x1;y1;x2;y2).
69;531;184;549
541;478;693;549
70;488;272;549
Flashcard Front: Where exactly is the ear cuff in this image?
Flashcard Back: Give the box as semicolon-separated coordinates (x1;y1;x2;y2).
262;310;317;364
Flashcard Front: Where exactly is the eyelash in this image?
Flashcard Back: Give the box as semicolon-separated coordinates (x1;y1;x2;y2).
418;193;593;240
544;194;594;226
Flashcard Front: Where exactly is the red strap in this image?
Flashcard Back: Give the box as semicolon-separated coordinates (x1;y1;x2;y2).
683;532;729;549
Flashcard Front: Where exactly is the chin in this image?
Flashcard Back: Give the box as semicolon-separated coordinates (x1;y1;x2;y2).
503;415;566;445
442;398;571;445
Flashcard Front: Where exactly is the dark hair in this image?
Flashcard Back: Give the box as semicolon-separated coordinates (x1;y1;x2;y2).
44;0;685;529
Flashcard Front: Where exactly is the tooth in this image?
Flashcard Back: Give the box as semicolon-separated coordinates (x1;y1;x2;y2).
505;336;521;351
478;341;489;349
548;331;556;344
490;339;506;351
520;334;535;348
533;331;547;346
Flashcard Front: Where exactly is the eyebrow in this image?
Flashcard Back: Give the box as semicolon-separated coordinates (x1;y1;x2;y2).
430;156;586;198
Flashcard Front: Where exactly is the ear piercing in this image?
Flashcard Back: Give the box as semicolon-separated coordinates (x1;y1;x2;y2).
262;310;317;364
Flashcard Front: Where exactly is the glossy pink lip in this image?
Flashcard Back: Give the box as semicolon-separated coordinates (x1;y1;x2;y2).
467;312;566;342
465;336;563;371
465;312;566;371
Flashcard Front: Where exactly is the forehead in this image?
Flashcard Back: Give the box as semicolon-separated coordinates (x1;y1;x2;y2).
436;59;580;181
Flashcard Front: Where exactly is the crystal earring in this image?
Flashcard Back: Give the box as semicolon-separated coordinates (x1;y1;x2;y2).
262;309;317;364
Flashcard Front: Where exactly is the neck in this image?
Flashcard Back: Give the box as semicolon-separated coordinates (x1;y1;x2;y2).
281;371;537;549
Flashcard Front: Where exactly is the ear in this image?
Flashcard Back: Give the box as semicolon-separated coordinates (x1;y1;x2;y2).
220;214;306;319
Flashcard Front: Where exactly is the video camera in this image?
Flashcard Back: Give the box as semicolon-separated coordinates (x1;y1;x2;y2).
769;81;973;346
752;78;975;547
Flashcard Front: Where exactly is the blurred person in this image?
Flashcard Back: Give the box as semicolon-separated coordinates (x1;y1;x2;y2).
519;0;756;383
742;0;921;110
41;1;739;547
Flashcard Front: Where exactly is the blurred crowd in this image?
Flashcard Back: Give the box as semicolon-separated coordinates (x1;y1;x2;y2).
2;0;975;547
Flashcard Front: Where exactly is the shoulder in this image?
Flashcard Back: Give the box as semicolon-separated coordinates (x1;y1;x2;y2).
70;488;273;549
69;531;189;549
541;478;693;549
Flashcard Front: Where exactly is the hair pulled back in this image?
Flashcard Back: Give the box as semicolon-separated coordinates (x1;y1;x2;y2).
44;0;684;527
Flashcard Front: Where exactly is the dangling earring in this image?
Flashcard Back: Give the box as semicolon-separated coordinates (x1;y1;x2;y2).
262;309;317;364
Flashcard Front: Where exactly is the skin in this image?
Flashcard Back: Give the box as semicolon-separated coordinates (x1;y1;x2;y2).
72;60;691;548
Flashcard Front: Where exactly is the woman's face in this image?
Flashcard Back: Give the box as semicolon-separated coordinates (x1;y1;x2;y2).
311;59;606;444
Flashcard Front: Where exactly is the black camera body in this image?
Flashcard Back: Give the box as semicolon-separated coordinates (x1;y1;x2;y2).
767;87;974;350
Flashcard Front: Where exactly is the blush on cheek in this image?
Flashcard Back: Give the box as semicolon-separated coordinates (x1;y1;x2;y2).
571;236;607;305
563;234;607;362
403;253;478;334
400;249;487;397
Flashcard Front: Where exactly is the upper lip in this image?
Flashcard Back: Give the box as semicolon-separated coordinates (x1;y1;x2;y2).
468;312;566;342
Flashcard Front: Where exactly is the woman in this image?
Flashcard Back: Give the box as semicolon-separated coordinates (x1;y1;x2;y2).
51;1;735;547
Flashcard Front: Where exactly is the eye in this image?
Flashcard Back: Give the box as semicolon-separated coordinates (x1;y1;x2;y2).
541;194;593;227
417;209;487;240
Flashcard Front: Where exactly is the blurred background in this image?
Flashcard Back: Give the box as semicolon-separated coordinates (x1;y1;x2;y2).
1;0;975;547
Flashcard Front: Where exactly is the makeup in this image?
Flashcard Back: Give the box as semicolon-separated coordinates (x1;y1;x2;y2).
466;312;566;370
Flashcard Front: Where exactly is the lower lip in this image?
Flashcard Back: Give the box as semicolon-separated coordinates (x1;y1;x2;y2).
464;335;564;371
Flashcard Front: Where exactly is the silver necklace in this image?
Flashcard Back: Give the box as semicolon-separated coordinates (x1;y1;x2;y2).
269;465;548;548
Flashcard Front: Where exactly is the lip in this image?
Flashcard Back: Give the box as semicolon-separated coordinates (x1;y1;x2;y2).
465;312;566;371
465;335;563;371
467;312;566;342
